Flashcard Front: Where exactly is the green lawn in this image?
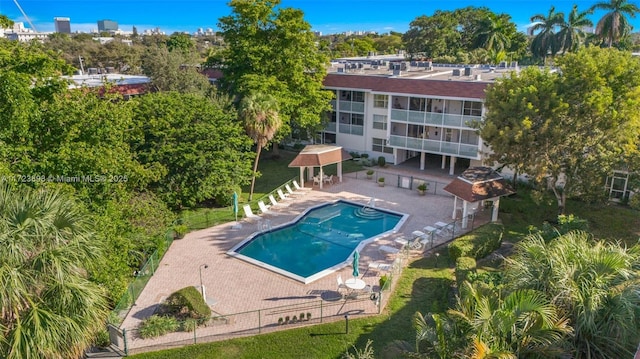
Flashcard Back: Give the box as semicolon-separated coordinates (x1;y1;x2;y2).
131;158;639;359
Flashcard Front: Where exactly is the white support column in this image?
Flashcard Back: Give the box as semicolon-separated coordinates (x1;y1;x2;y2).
319;166;324;189
449;156;456;175
492;198;500;222
462;200;469;228
420;152;425;170
337;161;343;183
299;167;305;188
452;196;458;219
441;155;447;169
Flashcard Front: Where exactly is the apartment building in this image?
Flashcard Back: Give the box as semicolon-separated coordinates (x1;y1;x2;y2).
321;57;512;175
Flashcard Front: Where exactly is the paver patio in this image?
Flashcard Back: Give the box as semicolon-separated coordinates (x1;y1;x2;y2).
117;168;490;354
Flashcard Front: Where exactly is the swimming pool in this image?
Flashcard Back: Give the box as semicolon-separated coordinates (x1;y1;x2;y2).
227;200;408;284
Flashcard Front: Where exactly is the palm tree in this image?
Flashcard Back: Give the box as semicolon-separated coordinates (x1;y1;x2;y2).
238;92;281;201
504;231;640;358
530;6;565;63
590;0;640;47
0;184;108;359
449;281;571;358
475;13;513;53
557;5;594;53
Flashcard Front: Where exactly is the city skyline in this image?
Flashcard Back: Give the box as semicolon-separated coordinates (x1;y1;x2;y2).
1;0;640;35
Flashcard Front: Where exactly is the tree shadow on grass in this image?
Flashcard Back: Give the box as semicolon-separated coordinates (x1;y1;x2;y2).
338;253;455;358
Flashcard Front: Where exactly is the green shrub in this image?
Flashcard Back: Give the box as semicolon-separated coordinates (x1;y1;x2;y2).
161;286;211;322
213;185;242;207
181;318;199;332
455;257;476;286
448;223;503;261
467;271;504;289
377;156;386;167
93;328;111;348
379;275;390;291
138;315;179;339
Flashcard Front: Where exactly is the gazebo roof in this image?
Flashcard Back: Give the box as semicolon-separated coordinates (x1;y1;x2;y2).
443;167;515;202
288;145;352;167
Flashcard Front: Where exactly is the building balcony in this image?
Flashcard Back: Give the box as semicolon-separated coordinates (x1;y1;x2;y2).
338;101;365;113
388;135;480;159
390;109;480;129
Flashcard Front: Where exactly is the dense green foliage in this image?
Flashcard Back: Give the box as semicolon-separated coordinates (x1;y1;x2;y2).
0;184;109;359
481;47;640;212
447;223;504;261
138;315;180;339
505;231;640;358
454;257;476;286
130;92;253;208
214;0;333;139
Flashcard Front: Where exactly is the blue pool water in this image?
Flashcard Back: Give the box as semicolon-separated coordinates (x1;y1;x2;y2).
228;200;408;283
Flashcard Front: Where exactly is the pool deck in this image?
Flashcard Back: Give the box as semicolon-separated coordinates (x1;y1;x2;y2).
119;168;491;353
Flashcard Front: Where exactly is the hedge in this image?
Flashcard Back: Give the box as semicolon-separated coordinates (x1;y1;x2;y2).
161;286;211;321
455;256;476;286
448;223;504;261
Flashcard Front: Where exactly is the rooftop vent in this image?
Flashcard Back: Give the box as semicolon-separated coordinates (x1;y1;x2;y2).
452;69;461;76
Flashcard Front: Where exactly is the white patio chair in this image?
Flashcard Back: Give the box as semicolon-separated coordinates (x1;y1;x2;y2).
293;180;311;191
242;204;260;222
312;176;321;187
337;275;348;295
324;174;334;185
277;189;291;201
257;200;272;215
285;184;304;196
269;194;288;208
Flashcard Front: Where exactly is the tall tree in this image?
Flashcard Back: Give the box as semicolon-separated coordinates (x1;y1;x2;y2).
214;0;332;138
403;12;461;58
557;5;594;53
475;13;513;52
529;6;564;62
480;47;640;212
0;184;108;359
239;92;282;201
141;46;212;95
505;231;640;358
590;0;640;47
130;92;254;209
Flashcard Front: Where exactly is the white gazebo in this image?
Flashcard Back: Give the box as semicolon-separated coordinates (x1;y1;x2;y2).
288;145;352;189
443;167;515;228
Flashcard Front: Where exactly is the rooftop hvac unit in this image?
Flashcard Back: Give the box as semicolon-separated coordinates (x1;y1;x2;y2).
337;67;344;73
452;69;461;76
392;69;401;76
464;67;472;76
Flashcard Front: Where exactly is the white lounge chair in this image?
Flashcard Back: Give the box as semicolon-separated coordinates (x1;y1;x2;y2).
258;200;272;215
242;204;260;222
269;194;287;208
277;189;291;201
293;180;311;191
285;184;304;197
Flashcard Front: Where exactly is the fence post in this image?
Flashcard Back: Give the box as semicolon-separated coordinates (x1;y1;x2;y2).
194;322;197;344
258;309;261;334
320;300;323;323
123;328;128;355
150;255;155;275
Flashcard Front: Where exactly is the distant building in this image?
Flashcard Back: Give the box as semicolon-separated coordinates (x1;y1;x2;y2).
97;19;118;32
54;17;71;34
2;22;49;42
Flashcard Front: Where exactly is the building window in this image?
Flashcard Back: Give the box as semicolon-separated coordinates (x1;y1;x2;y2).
373;94;388;108
372;138;393;154
463;101;483;116
373;114;387;130
409;97;427;112
338;113;364;136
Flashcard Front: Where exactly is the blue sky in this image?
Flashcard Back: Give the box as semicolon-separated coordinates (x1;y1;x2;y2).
1;0;639;35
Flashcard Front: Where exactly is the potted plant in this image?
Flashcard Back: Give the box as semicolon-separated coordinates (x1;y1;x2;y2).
174;224;188;239
278;317;284;325
366;170;374;179
306;312;312;321
378;177;385;187
417;183;428;195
